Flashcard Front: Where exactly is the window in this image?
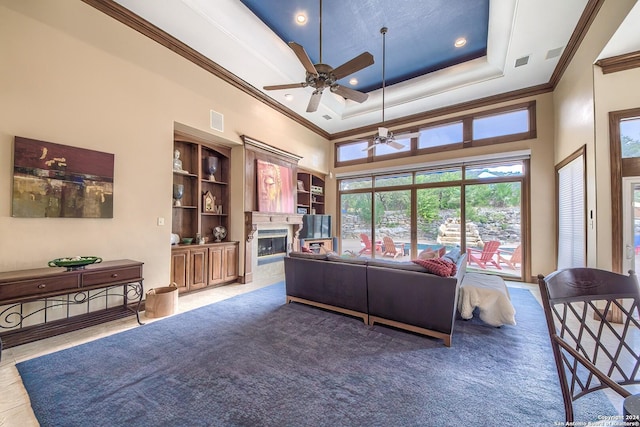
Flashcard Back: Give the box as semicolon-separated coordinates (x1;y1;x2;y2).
336;140;369;163
473;109;529;140
335;101;536;167
556;148;586;269
609;108;640;272
418;122;463;150
415;168;462;183
337;159;528;280
465;162;524;179
375;173;412;187
373;137;411;156
339;176;372;191
620;117;640;158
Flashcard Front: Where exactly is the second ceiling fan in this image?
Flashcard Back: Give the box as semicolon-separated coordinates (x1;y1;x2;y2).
365;27;420;151
263;0;374;113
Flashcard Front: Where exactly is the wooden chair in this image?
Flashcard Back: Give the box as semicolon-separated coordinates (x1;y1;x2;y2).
498;244;522;269
358;233;381;255
466;240;501;269
382;236;405;259
538;268;640;423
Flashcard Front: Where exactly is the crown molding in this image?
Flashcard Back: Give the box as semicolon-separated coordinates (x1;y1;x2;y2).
83;0;602;142
596;50;640;74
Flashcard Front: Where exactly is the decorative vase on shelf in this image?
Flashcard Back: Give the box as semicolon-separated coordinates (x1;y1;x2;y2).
173;184;184;207
205;156;219;181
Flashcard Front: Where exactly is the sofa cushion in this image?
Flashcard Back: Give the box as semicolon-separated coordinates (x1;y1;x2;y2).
367;259;429;272
412;258;457;277
288;251;328;260
443;247;461;264
326;254;369;265
418;248;438;259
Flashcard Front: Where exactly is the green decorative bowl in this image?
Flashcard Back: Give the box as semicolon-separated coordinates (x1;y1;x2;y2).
48;256;102;270
181;237;194;244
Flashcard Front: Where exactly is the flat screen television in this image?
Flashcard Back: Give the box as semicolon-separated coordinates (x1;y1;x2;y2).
299;214;331;239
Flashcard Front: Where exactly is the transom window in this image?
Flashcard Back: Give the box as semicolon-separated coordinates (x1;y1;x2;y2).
335;101;536;166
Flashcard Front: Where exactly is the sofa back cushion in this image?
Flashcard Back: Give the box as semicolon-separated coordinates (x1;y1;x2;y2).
288;251;328;260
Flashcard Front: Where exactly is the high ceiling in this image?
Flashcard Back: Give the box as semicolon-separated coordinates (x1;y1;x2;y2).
110;0;639;136
239;0;489;93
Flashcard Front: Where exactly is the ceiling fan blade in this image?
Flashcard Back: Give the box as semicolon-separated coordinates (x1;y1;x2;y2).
331;85;368;103
288;42;318;76
362;143;378;152
306;90;323;112
394;131;421;139
388;140;405;150
263;83;306;91
332;52;374;80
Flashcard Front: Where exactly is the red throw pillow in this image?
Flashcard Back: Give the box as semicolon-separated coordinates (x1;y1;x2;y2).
411;258;457;277
301;246;312;253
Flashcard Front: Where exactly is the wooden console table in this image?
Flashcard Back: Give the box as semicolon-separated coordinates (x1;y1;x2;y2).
0;259;144;349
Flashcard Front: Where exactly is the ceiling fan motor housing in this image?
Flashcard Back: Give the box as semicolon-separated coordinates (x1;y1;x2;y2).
306;64;335;91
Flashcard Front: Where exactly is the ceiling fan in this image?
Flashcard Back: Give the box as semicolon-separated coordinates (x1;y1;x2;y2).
365;27;420;151
262;0;374;113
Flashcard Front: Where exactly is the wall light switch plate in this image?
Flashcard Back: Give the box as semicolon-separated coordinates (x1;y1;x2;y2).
157;217;165;226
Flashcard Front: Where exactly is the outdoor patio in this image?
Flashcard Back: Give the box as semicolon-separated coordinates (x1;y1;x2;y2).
340;238;522;278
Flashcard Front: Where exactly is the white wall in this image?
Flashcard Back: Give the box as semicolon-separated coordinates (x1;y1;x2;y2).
553;0;637;270
0;0;329;284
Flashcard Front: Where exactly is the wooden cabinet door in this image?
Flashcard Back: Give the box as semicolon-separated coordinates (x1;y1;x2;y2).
223;244;238;281
208;246;224;285
170;249;189;293
189;247;208;290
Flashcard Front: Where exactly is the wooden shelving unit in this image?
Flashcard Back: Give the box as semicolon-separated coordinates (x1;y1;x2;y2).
171;137;237;293
296;170;325;215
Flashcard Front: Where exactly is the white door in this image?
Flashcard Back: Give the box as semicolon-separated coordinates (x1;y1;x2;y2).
622;177;640;274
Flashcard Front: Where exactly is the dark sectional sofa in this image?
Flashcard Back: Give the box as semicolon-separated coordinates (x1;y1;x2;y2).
283;249;467;346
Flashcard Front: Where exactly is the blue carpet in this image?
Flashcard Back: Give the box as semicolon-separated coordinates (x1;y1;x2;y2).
17;282;616;426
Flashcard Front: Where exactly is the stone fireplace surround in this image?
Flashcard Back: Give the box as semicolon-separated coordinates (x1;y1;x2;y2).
244;211;303;283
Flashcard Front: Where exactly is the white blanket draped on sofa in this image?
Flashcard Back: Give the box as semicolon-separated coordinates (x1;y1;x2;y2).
458;272;516;327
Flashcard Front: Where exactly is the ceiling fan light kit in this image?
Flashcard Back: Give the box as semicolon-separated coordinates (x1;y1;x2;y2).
365;27;420;152
262;0;374;113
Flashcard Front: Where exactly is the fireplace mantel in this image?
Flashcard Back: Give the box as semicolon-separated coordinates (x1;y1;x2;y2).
242;211;304;284
244;211;303;242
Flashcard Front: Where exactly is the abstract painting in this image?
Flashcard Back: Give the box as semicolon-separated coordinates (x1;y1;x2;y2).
12;136;114;218
256;159;294;213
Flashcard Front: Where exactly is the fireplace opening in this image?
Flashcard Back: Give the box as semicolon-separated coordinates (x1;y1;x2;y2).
257;229;288;258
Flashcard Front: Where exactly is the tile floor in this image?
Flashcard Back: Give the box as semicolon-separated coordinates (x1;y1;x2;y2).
0;278;630;426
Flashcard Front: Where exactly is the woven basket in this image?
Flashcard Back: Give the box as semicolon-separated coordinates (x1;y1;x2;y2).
145;283;178;319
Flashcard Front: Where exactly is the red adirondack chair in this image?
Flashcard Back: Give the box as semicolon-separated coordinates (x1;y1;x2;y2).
467;240;502;269
498;244;522;269
359;233;381;255
382;236;405;259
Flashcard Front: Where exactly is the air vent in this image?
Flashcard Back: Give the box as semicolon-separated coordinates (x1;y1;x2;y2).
546;47;563;60
514;56;529;67
210;110;224;132
322;115;332;120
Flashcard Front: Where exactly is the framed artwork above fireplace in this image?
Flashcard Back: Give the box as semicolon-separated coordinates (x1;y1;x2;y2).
256;159;294;213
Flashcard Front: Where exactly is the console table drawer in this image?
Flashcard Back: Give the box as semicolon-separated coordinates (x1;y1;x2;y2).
82;266;142;287
0;276;80;300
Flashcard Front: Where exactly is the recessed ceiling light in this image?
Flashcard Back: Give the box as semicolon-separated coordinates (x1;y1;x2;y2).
349;78;358;86
284;94;293;101
454;37;467;48
295;13;307;25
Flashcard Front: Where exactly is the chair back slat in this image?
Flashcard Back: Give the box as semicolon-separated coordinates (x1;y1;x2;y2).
538;268;640;423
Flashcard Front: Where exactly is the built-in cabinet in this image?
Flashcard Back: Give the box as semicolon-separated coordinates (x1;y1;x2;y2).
296;170;325;215
171;136;238;293
171;242;238;293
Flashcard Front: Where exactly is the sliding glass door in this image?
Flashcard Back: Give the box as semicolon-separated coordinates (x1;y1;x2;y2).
337;160;527;280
